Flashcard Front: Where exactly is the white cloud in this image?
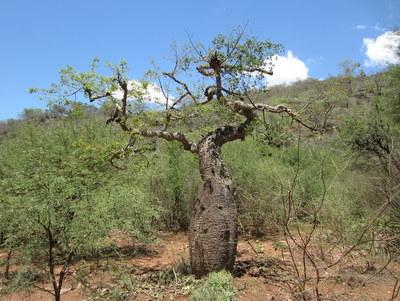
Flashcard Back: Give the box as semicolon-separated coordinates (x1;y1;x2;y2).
355;24;367;30
265;51;309;86
363;31;400;67
354;23;387;32
112;80;170;105
140;82;170;105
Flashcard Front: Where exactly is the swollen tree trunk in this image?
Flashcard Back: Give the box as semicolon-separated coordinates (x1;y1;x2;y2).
189;127;243;277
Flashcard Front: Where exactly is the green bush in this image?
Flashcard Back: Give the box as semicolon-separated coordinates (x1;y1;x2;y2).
0;116;160;298
144;141;199;231
190;271;236;301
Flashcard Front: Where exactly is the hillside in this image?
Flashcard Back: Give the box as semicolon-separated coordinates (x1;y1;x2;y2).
0;66;399;301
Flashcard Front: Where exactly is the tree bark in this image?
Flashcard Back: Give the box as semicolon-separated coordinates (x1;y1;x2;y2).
54;289;61;301
189;126;243;277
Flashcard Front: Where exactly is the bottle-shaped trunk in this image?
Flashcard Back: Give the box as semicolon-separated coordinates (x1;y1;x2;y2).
188;133;238;277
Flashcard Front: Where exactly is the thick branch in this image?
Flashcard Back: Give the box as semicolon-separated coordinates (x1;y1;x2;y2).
223;65;273;76
86;90;111;102
105;93;197;152
104;74;130;131
117;72;129;115
213;124;250;146
136;129;197;153
196;65;215;77
86;73;126;110
206;103;257;147
228;100;319;132
230;100;292;115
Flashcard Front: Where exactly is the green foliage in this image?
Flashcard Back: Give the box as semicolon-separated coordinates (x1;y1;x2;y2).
223;136;349;233
384;66;400;124
144;141;199;231
6;66;400;256
97;184;159;242
0;268;45;294
210;30;283;90
2;37;400;299
0;115;159;295
223;138;287;233
190;271;236;301
342;108;391;158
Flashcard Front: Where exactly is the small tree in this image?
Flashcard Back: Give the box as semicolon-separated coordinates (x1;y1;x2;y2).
34;29;313;277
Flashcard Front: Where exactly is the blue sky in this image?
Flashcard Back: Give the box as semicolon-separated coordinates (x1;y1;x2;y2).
0;0;399;120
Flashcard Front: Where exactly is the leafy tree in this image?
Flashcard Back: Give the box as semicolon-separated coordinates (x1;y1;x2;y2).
33;29;314;277
0;117;157;300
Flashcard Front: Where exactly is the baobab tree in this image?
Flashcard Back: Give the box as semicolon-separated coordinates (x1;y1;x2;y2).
35;30;312;277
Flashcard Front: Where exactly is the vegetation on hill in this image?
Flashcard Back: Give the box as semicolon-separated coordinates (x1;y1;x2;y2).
0;53;399;299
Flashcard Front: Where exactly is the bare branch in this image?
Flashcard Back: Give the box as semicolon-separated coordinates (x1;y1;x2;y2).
33;283;55;296
187;33;207;61
65;87;84;98
224;25;247;62
171;92;189;108
162;72;198;104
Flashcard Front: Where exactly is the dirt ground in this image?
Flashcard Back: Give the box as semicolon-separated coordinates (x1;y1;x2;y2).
0;232;399;301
